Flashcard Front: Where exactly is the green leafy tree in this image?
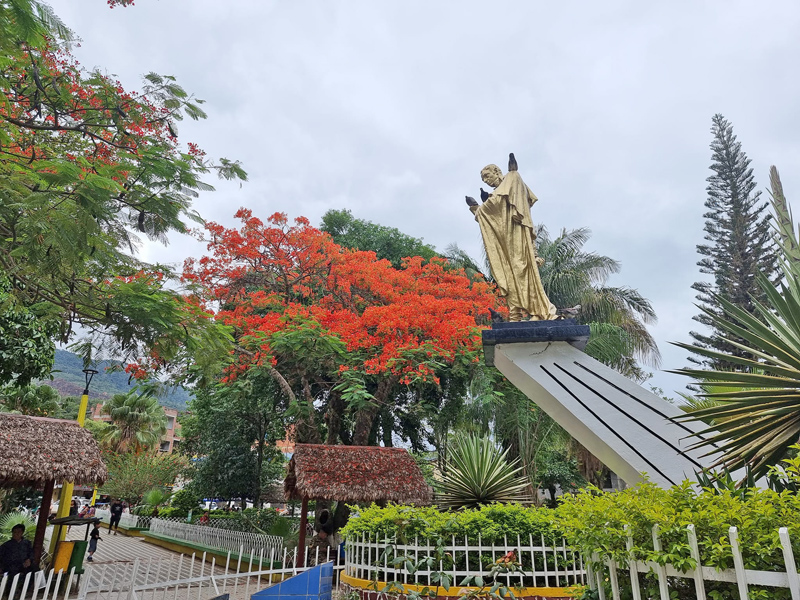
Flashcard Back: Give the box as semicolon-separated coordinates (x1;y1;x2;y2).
181;369;286;504
84;418;112;443
689;114;779;368
99;387;168;452
102;452;187;506
139;487;172;515
0;0;243;381
320;209;438;267
0;382;61;416
0;512;36;542
0;278;55;386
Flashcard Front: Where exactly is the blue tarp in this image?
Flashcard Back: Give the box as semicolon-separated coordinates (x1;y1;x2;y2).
251;562;333;600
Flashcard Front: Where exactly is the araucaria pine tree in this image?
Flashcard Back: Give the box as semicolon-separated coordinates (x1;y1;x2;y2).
689;114;779;368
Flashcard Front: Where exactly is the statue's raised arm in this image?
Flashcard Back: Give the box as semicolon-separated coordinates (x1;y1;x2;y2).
466;153;556;322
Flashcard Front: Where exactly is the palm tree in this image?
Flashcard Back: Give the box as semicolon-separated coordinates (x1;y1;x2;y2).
674;166;800;478
0;384;61;416
536;226;661;380
100;387;168;452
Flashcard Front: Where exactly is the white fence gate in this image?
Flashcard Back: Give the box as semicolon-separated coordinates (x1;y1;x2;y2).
586;524;800;600
0;546;338;600
345;533;587;589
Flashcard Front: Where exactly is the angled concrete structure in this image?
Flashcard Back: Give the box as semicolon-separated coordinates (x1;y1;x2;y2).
483;321;719;488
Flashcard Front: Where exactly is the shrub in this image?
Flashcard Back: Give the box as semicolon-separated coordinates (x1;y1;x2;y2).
169;489;200;516
235;508;280;534
554;480;800;600
341;503;559;544
157;506;188;518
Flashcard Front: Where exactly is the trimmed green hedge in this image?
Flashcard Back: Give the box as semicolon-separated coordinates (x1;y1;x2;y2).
341;503;560;544
556;481;800;573
343;481;800;599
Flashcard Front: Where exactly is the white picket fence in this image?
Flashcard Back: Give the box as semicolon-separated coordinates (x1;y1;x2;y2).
345;533;586;589
586;524;800;600
0;545;338;600
149;518;284;558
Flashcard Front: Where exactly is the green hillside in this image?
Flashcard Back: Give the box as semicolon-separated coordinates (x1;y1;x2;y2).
43;349;191;411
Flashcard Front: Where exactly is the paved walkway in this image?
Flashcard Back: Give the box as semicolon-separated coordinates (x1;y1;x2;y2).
66;526;184;566
64;527;276;600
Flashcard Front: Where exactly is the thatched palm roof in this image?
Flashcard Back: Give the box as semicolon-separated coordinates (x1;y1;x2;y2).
0;413;108;486
284;444;432;504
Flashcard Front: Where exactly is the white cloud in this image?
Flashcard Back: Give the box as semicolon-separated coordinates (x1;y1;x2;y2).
49;0;800;396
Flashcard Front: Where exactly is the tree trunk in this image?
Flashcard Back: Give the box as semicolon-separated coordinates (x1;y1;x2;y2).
575;441;605;487
332;501;351;532
351;377;395;446
254;431;264;507
380;409;393;447
352;404;378;446
296;376;322;444
325;390;344;445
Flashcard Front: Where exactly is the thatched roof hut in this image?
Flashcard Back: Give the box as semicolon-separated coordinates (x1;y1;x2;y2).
0;413;108;487
284;444;432;505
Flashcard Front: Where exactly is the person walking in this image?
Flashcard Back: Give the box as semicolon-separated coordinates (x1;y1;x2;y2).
67;500;79;533
87;522;102;562
109;499;123;534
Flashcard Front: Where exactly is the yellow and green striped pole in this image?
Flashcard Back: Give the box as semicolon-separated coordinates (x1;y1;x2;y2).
49;369;97;554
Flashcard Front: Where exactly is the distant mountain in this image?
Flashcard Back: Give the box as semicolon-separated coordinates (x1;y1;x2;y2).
42;349;191;411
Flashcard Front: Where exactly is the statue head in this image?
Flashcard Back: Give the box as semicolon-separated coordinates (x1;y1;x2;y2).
481;164;503;188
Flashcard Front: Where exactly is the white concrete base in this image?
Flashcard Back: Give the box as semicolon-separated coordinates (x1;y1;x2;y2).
494;341;720;488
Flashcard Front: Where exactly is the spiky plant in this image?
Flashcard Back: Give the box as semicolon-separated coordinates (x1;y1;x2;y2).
436;434;530;509
673;166;800;477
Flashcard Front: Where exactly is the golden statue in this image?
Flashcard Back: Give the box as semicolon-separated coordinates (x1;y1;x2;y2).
466;154;557;322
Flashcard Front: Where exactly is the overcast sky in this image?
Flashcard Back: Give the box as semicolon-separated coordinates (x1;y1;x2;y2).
48;0;800;397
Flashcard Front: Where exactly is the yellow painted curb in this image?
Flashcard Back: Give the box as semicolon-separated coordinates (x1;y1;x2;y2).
339;573;576;598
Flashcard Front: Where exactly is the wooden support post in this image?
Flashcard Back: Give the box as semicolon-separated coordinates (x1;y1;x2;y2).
33;479;55;566
298;497;308;568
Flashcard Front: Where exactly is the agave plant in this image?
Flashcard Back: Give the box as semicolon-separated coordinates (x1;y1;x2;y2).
672;166;800;478
436;434;530;509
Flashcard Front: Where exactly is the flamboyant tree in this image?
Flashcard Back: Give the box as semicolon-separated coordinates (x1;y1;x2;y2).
183;209;499;446
0;0;244;382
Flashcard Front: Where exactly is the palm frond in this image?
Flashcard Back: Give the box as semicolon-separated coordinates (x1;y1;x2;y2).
769;166;800;265
674;265;800;477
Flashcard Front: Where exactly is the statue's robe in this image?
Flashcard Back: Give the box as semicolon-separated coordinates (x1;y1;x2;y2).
474;171;557;320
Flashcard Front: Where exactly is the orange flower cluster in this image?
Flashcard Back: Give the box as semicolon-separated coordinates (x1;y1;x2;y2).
183;209;501;384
